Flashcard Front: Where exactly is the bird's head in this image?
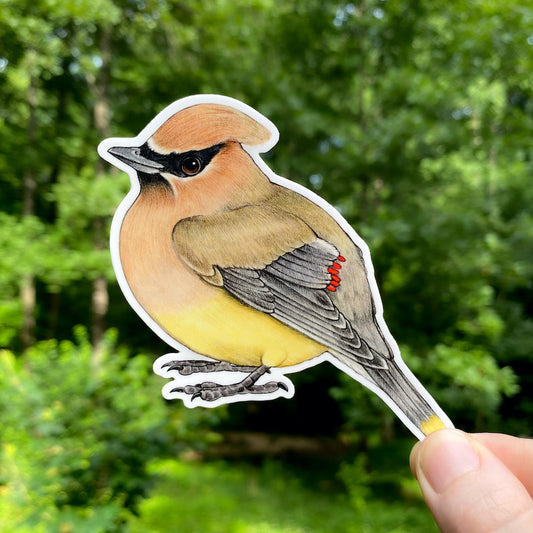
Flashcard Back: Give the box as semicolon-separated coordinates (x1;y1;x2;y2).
100;98;278;212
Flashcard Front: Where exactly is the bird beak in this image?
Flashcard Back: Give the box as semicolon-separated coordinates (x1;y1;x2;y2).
107;145;164;174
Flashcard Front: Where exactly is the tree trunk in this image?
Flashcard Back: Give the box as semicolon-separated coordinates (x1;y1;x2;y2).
20;275;36;350
20;71;38;351
89;26;113;365
20;173;36;349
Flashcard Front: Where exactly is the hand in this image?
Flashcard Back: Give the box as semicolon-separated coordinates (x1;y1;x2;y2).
410;429;533;532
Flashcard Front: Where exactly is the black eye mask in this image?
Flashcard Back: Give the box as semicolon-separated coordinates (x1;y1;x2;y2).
140;143;225;178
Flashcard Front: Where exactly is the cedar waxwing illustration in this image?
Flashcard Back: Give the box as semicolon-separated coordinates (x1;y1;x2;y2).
98;94;453;440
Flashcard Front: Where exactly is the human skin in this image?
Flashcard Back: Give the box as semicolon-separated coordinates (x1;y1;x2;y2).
410;429;533;532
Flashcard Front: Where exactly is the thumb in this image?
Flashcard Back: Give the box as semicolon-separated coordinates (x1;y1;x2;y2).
410;429;533;533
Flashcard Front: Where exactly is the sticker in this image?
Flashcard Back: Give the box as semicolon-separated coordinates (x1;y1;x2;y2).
98;94;453;440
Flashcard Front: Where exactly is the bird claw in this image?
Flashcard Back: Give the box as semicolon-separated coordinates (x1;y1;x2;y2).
171;380;288;401
162;360;258;376
161;361;193;375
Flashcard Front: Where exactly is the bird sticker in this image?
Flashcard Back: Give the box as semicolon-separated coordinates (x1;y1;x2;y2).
98;94;453;440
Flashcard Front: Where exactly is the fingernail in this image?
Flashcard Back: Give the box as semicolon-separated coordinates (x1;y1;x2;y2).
418;430;481;494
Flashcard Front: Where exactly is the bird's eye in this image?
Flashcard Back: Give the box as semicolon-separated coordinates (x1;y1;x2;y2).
168;144;224;178
180;156;202;176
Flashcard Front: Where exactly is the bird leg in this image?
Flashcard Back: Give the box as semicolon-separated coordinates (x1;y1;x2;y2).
171;365;288;402
161;359;259;376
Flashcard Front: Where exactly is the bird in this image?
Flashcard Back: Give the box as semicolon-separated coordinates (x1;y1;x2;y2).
98;94;453;440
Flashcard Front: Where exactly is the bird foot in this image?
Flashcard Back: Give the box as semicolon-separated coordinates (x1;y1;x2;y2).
161;359;258;376
171;380;288;402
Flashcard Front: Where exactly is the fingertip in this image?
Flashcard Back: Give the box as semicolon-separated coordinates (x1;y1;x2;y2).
411;429;533;533
414;429;481;494
410;428;461;479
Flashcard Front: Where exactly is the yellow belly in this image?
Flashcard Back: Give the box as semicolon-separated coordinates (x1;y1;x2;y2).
154;290;326;368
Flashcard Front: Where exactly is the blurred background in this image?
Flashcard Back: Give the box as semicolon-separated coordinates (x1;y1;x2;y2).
1;0;532;531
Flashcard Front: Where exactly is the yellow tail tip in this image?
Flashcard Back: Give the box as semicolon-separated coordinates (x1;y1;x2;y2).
420;415;447;436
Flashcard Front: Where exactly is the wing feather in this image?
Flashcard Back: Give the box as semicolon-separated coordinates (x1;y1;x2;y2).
219;268;274;312
219;239;387;369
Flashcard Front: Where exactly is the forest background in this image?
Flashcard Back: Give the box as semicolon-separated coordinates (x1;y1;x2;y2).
1;1;532;532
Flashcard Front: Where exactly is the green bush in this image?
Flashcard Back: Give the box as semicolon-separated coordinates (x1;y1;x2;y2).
0;327;220;532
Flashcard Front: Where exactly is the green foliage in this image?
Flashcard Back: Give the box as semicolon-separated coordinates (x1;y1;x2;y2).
338;455;371;510
0;327;220;532
126;457;436;533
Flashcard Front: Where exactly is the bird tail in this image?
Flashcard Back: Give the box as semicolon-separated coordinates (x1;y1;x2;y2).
336;355;453;440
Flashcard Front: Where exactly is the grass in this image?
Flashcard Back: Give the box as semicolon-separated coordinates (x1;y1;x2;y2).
126;455;439;533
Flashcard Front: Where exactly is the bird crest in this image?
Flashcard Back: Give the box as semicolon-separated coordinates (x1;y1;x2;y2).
98;94;452;440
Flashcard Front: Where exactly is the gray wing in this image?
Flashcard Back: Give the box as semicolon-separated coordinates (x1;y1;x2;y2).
219;239;388;369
